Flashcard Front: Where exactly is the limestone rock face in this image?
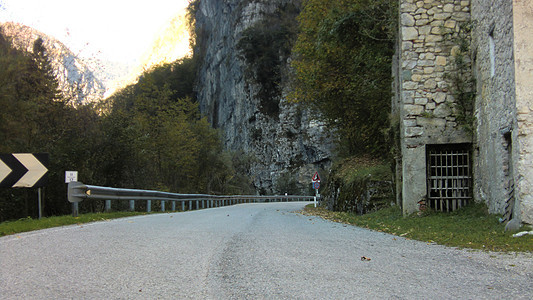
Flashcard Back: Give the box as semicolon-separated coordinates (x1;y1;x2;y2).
1;22;105;105
194;0;334;194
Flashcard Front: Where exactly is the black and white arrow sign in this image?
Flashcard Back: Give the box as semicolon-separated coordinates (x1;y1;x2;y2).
0;153;49;188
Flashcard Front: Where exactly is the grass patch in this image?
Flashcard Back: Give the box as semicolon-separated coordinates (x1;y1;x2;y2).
0;212;151;237
334;156;392;182
303;203;533;252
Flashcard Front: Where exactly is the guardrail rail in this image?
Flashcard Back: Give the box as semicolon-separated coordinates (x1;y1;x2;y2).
68;182;318;216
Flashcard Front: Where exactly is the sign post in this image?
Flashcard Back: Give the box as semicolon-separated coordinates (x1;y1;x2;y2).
65;171;79;217
312;171;321;207
38;187;42;219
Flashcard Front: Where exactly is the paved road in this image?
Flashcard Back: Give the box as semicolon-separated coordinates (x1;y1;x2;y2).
1;202;532;299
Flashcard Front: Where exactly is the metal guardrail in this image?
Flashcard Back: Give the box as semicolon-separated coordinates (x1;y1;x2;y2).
67;182;317;216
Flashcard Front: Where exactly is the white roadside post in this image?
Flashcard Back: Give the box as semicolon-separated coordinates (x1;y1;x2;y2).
65;171;79;215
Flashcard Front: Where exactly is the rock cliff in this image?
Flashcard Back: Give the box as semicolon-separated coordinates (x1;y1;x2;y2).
0;22;105;105
194;0;334;194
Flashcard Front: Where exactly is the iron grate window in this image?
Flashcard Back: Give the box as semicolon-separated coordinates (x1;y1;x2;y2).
427;144;472;212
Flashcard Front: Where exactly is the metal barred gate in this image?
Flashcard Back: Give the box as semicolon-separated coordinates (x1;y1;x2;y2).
426;144;472;212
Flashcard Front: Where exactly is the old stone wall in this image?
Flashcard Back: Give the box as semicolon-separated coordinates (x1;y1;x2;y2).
511;0;533;224
397;0;533;224
398;0;472;214
470;0;516;216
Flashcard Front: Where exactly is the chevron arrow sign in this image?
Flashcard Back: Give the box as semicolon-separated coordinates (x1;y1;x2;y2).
0;153;49;188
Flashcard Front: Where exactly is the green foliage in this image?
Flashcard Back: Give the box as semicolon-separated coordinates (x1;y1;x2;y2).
323;156;393;214
290;0;397;157
304;203;533;252
0;32;78;221
237;3;300;117
142;57;197;100
275;170;304;195
101;62;249;195
0;212;149;237
0;26;252;221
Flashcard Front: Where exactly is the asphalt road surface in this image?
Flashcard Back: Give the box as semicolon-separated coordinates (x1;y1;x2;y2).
1;202;532;299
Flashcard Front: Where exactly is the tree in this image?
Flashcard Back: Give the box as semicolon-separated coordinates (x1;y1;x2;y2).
0;33;74;220
101;67;237;195
289;0;397;157
0;27;254;220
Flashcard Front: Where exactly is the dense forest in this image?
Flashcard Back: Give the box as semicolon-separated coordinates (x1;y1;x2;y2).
0;33;253;222
0;0;397;221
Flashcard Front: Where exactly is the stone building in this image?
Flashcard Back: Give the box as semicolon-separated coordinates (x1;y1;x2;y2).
395;0;533;224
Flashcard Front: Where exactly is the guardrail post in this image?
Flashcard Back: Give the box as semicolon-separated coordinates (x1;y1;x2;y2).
105;200;112;212
147;200;151;213
196;200;199;210
161;200;165;212
172;201;176;211
129;200;135;211
181;201;185;211
72;202;78;217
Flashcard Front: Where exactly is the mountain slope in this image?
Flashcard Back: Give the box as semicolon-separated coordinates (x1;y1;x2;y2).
105;10;192;97
1;22;105;105
194;0;334;193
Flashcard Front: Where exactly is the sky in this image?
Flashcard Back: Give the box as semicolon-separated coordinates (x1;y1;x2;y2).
0;0;190;66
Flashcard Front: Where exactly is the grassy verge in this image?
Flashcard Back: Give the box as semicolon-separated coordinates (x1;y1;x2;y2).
302;204;533;252
0;212;151;237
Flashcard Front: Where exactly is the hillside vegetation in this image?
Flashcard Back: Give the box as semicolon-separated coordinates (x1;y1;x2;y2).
290;0;397;158
0;31;252;222
289;0;398;211
1;0;400;221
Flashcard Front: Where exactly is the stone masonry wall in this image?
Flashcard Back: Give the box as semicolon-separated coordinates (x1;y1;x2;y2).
511;0;533;224
398;0;472;214
470;0;516;216
398;0;533;224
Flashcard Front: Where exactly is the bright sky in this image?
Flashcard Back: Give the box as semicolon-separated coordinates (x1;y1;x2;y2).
0;0;190;65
